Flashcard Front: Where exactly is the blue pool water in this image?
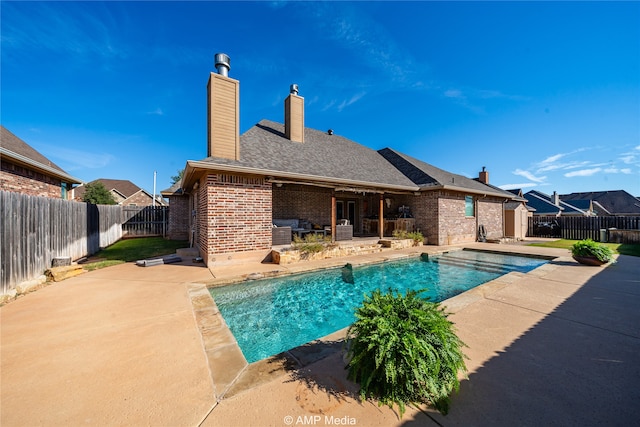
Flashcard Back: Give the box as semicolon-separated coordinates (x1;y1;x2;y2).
209;250;548;363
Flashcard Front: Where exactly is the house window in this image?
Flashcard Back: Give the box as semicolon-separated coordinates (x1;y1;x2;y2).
61;183;67;199
129;203;137;207
465;196;474;217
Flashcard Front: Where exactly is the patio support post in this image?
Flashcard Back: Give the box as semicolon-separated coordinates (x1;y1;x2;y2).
379;194;384;239
331;193;336;243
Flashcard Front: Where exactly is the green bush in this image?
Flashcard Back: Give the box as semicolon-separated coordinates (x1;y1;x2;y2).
392;230;425;245
292;233;334;254
571;239;614;263
345;289;467;417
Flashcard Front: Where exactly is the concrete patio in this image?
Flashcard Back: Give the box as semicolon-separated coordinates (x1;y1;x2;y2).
1;242;639;426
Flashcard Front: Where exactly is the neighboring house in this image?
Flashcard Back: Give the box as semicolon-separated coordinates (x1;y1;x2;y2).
524;190;593;217
0;126;81;199
560;191;640;216
74;178;166;207
164;54;520;266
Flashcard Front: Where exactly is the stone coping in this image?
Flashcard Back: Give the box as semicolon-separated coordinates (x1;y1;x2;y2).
189;245;560;402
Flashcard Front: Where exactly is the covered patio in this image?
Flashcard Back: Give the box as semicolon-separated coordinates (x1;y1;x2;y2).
270;180;421;244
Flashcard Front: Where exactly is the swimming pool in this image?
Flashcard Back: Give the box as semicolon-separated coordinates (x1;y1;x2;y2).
209;249;548;363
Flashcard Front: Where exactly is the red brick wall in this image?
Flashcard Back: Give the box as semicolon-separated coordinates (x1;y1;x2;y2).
198;173;272;260
166;195;190;240
412;192;439;244
411;191;505;245
438;192;476;245
273;185;332;226
1;161;64;199
478;198;504;240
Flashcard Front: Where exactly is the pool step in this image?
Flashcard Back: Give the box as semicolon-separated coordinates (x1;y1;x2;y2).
432;256;512;275
443;255;524;271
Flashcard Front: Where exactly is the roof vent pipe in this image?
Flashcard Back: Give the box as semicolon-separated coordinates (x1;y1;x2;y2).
214;53;231;77
290;84;299;95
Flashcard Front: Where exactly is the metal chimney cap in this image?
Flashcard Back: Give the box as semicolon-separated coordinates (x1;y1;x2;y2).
214;53;231;77
290;84;299;95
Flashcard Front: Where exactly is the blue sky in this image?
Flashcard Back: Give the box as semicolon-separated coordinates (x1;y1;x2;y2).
2;1;639;197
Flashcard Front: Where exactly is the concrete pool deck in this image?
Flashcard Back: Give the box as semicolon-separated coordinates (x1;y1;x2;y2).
1;241;639;426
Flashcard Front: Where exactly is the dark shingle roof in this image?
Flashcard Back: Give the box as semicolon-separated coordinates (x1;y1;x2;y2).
524;191;563;215
1;125;80;183
379;148;516;198
197;120;417;189
161;181;183;196
190;120;518;199
525;190;589;216
560;190;640;215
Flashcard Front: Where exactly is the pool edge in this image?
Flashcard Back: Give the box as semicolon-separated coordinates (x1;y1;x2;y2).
190;246;561;400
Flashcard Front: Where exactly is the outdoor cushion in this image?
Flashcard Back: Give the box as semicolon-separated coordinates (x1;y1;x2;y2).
273;219;299;228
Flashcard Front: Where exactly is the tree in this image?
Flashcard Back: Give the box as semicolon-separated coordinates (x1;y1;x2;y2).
82;182;117;205
170;169;184;185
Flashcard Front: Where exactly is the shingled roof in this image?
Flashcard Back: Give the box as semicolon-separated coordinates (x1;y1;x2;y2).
188;120;417;190
183;120;516;200
560;190;640;215
378;147;516;198
0;126;80;183
524;190;589;216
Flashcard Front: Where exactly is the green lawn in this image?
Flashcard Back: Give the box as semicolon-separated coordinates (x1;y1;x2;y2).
528;239;640;257
83;237;189;270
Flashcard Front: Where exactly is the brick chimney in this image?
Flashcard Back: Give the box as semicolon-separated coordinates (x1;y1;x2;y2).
207;53;240;160
479;166;489;184
284;84;304;143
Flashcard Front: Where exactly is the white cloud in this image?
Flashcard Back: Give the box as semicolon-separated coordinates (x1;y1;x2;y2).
321;99;337;112
2;2;128;62
538;153;566;166
147;108;164;116
562;161;596;170
513;168;546;183
337;92;366;112
620;155;636;164
564;168;602;177
604;167;633;174
444;89;464;99
309;2;412;83
499;183;539;190
40;144;115;170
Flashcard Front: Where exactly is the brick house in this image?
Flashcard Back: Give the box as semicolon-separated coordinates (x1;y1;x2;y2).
0;126;81;199
164;54;521;266
73;178;167;207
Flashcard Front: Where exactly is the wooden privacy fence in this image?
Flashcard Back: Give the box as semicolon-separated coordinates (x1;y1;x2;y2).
528;215;640;242
1;191;125;295
122;206;168;237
